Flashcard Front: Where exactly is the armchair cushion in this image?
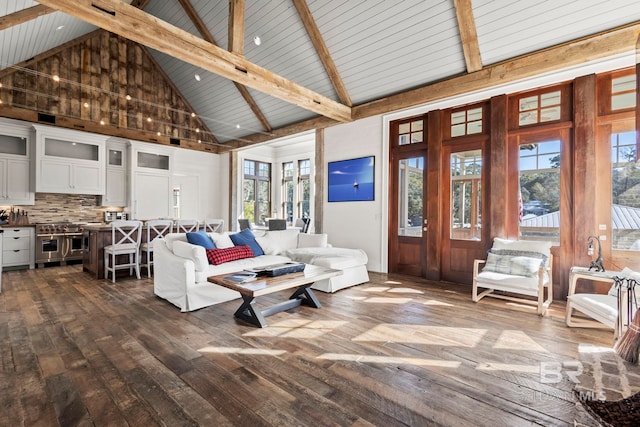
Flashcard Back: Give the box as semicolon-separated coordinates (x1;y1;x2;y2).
492;237;552;259
489;248;548;267
482;252;543;277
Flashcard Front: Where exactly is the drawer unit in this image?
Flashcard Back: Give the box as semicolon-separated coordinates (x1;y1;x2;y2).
2;227;35;270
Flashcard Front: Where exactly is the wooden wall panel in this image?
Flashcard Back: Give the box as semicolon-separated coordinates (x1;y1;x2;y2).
0;30;218;152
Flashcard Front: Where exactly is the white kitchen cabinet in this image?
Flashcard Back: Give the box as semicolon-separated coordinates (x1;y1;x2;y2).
33;125;106;195
129;143;174;220
0;158;34;205
133;172;171;219
2;226;35;270
102;140;129;207
0;122;34;205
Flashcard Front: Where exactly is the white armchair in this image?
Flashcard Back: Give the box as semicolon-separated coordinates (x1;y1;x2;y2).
472;238;553;316
566;267;640;340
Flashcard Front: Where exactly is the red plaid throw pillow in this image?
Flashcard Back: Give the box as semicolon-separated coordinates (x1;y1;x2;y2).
206;245;254;265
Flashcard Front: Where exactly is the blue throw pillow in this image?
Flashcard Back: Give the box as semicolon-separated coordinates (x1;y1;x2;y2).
186;230;216;249
229;228;264;256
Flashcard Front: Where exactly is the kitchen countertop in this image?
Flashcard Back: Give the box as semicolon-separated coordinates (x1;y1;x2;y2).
0;223;36;228
82;223;113;231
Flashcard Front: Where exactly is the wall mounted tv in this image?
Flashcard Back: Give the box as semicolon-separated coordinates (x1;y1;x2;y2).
328;156;375;202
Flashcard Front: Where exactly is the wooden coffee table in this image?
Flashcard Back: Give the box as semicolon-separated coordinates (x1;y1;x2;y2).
207;264;341;328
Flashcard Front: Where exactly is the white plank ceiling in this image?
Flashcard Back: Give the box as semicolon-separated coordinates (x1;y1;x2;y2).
1;0;640;144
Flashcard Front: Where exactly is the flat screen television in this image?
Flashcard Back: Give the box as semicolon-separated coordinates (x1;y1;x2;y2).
328;156;375;202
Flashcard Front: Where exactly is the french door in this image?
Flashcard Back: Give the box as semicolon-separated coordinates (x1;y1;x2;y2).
388;150;427;276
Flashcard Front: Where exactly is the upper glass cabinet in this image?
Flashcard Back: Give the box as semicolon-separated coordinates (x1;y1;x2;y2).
44;138;99;161
0;134;28;156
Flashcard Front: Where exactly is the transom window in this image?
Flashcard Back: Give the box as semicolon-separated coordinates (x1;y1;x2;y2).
611;74;636;111
451;107;483;137
518;90;561;126
398;119;424;145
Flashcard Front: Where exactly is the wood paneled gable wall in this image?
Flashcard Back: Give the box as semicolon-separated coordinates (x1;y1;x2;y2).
0;30;219;153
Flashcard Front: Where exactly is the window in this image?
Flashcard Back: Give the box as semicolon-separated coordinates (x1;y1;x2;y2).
282;162;294;223
518;140;561;243
398;119;424;145
451;107;483;137
450;150;482;240
398;157;424;237
298;159;311;219
611;131;640;250
611;74;636;111
518;91;562;126
243;159;271;225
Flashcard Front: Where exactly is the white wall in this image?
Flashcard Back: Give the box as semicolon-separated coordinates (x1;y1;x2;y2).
324;116;385;272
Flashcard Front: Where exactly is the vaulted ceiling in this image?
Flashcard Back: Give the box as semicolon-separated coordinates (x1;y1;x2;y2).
1;0;640;153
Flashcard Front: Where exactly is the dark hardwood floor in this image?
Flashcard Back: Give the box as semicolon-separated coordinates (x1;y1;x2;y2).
0;265;613;426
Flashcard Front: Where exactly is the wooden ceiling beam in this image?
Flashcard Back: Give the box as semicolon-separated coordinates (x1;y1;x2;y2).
453;0;482;73
36;0;352;123
177;0;272;132
228;0;245;55
292;0;352;107
353;21;640;119
222;21;640;151
0;5;54;31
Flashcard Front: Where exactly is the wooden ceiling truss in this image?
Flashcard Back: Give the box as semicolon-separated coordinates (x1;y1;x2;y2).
0;2;636;152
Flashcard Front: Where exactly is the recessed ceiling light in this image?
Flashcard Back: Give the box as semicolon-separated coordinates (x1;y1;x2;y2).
56;25;65;31
254;36;261;46
195;128;200;133
83;102;89;108
191;112;196;118
236;124;240;129
157;132;161;136
198;139;201;143
52;75;60;82
194;74;201;81
125;94;132;100
0;83;3;88
147;117;152;122
99;120;105;125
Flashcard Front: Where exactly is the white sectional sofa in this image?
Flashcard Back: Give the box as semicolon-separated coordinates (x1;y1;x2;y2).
153;229;369;312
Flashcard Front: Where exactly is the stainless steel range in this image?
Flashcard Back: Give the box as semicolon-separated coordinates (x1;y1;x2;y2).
36;222;85;267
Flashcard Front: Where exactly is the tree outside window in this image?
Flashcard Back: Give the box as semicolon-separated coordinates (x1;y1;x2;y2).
518;140;561;243
611;131;640;250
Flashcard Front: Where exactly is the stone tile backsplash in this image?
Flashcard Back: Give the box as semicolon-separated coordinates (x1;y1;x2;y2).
1;193;123;224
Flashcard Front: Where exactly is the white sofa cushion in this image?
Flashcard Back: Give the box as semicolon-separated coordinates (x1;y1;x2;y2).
284;247;368;269
209;232;234;249
255;229;300;255
297;233;328;248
